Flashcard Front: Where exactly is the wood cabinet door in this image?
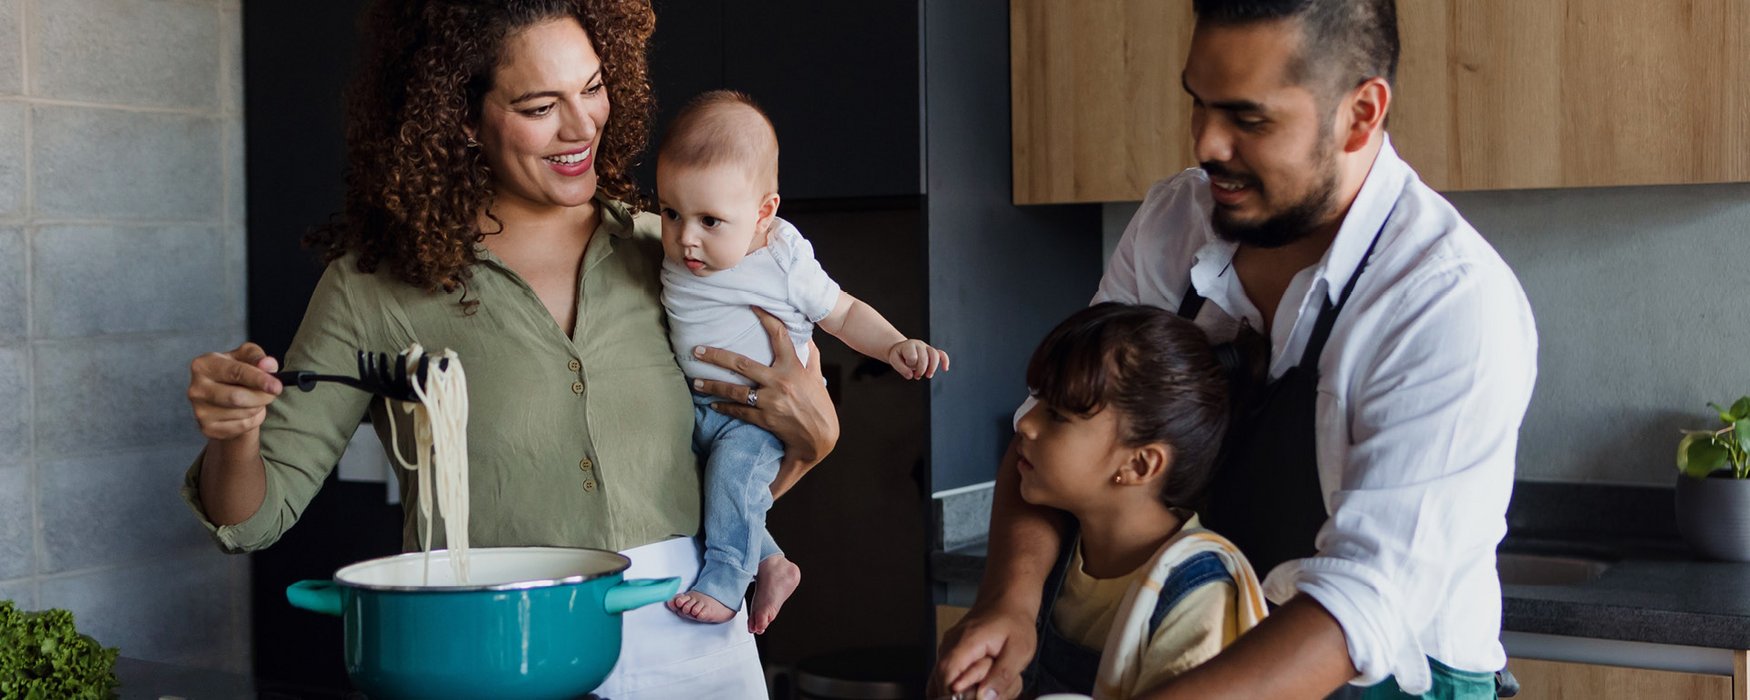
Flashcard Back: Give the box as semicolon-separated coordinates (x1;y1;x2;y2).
1010;0;1750;204
1010;0;1195;205
1507;657;1736;700
1393;0;1750;192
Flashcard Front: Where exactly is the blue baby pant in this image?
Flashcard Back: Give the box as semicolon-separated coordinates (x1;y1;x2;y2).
689;392;784;610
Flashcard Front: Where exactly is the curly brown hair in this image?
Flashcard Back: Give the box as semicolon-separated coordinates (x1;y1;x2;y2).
307;0;656;301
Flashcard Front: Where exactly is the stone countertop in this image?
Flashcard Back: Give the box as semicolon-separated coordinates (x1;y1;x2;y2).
1495;535;1750;649
114;657;356;700
930;482;1750;649
930;533;1750;651
113;657;611;699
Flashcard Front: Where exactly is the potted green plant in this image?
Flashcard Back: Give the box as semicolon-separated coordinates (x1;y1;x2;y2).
1675;397;1750;561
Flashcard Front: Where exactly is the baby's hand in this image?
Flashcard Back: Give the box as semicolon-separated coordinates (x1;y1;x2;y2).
887;339;950;380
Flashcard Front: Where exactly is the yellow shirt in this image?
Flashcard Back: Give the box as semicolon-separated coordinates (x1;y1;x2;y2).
181;197;701;554
1052;513;1241;689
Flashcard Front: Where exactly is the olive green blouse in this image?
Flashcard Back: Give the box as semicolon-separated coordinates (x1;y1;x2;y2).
182;198;701;554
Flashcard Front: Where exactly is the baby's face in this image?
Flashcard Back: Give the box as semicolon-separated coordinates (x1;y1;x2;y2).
657;161;773;276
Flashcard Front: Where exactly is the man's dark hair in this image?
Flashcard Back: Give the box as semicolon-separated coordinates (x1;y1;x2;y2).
1026;303;1230;509
1193;0;1399;99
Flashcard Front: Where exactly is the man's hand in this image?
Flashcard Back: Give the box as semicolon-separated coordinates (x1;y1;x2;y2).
930;605;1037;700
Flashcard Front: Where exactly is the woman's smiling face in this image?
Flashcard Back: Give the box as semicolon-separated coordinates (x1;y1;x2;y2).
473;16;610;212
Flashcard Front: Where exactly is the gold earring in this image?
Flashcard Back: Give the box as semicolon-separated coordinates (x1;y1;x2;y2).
1112;474;1124;485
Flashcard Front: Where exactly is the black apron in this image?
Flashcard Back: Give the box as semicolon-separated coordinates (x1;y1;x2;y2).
1191;211;1390;578
1186;211;1504;699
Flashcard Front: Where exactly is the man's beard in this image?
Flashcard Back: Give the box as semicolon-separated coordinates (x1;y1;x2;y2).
1206;150;1341;249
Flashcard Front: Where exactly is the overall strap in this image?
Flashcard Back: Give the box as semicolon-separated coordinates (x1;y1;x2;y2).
1145;551;1234;637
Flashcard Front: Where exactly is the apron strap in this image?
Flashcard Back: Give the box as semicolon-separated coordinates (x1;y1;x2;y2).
1296;203;1398;373
1177;285;1208;321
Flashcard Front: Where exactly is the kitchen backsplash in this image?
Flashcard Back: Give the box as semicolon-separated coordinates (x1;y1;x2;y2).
0;0;250;674
1104;179;1750;487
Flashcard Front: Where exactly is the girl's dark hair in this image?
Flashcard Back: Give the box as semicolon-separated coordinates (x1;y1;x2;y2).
1025;302;1230;508
307;0;656;307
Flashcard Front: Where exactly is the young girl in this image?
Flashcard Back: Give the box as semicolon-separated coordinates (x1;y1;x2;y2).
1010;302;1268;699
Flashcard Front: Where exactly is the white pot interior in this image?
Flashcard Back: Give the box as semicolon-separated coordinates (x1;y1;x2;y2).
335;547;630;590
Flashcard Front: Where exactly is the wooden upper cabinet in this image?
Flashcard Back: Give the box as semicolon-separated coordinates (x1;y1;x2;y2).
1396;1;1750;191
1012;0;1750;204
1011;0;1195;204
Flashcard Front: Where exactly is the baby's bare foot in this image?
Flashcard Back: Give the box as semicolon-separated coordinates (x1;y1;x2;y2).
667;591;735;624
749;555;801;635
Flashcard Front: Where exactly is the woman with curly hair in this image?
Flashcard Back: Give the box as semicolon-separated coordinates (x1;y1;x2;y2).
179;0;835;694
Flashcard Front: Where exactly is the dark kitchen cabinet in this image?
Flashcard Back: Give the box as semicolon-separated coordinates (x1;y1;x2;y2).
642;0;923;200
243;0;401;691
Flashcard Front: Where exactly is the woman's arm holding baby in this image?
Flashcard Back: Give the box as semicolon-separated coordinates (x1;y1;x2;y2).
694;308;841;499
817;292;950;379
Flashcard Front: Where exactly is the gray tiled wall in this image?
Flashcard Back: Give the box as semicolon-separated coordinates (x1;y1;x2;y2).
32;107;223;220
0;0;20;97
0;0;249;674
0;105;23;218
0;579;32;612
1102;180;1750;489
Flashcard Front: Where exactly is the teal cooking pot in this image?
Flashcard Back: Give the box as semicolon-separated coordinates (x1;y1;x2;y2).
286;546;679;700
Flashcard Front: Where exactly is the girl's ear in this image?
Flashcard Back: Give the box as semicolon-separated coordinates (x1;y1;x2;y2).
1121;442;1173;487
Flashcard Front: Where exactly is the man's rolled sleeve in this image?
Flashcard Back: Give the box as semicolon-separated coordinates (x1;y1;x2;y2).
1267;263;1535;694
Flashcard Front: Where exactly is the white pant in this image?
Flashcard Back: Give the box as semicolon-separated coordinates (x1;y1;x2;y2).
595;536;768;699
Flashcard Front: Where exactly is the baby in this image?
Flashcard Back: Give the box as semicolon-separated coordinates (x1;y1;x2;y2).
656;90;950;632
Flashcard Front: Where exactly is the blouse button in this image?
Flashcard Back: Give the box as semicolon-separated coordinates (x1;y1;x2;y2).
579;457;593;472
582;479;598;493
568;359;581;372
571;381;584;395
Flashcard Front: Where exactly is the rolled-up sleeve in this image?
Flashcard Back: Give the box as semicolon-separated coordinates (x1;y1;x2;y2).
179;262;378;554
1268;262;1537;693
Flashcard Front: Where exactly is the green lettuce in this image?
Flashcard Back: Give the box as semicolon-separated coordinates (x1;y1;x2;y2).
0;600;119;699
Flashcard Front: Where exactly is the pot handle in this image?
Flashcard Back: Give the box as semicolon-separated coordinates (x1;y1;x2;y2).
604;577;681;615
286;580;344;617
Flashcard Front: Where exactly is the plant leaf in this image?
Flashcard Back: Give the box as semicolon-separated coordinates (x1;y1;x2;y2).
1712;402;1736;424
1680;433;1730;478
1733;397;1750;422
1735;420;1750;464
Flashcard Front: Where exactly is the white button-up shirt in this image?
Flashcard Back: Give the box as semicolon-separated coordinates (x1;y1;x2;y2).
1093;137;1537;693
